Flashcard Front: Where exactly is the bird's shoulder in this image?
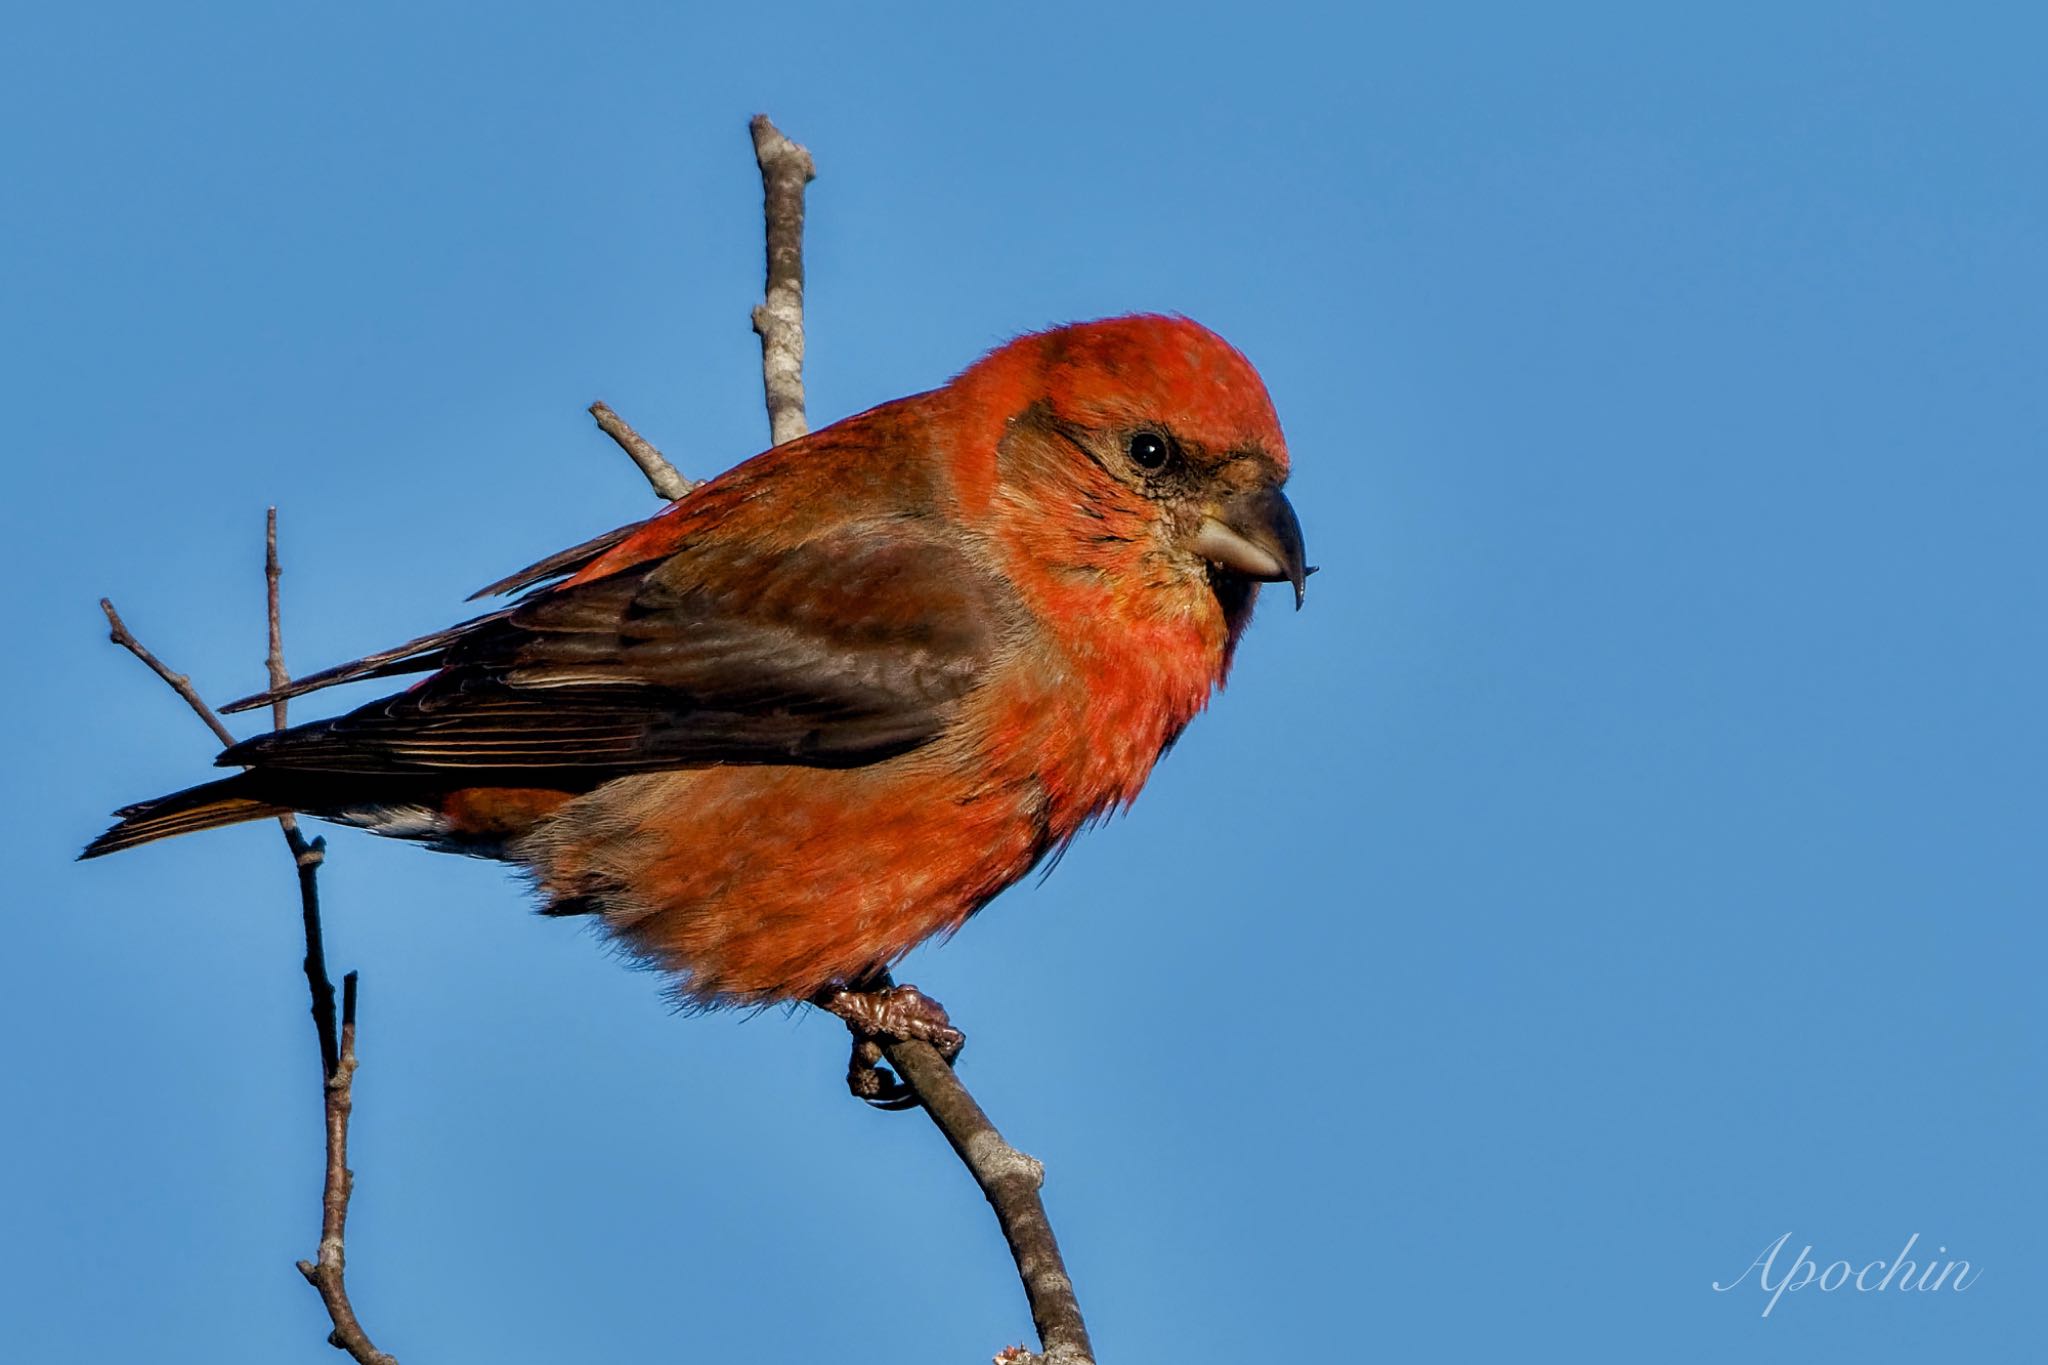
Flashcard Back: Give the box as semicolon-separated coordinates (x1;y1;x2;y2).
561;392;955;588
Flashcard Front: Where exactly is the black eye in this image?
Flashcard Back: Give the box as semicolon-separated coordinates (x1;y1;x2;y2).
1128;431;1171;470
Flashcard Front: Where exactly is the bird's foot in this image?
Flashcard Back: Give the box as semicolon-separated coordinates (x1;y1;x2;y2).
813;977;964;1110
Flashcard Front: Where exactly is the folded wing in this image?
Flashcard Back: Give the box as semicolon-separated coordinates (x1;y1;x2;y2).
218;522;1007;783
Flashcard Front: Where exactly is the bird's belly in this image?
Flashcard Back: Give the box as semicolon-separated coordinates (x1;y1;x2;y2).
513;756;1049;1007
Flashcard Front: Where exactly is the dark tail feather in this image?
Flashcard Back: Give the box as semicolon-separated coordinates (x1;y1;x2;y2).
80;774;290;859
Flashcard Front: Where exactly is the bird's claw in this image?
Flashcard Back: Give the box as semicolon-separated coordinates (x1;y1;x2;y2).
814;979;964;1110
845;1037;920;1110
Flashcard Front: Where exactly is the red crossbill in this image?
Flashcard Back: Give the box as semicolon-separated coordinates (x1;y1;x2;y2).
86;315;1307;1035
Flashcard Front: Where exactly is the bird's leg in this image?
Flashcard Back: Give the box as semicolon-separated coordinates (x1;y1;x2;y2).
812;972;964;1110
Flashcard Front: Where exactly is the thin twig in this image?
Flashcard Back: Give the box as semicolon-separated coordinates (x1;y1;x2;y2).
749;114;816;447
886;1037;1095;1365
589;400;695;500
269;509;339;1078
292;833;341;1124
99;600;236;749
297;973;394;1365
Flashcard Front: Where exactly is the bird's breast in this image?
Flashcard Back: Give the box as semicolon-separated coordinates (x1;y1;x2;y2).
976;594;1231;843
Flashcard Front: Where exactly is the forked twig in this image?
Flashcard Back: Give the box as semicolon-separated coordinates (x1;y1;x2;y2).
297;971;389;1364
100;512;394;1365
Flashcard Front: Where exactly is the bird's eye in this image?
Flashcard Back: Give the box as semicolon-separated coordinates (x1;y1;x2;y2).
1127;431;1171;471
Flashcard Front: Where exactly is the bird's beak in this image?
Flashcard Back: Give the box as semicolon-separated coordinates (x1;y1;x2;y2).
1189;485;1311;609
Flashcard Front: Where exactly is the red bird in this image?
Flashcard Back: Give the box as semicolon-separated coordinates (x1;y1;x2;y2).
86;315;1307;1079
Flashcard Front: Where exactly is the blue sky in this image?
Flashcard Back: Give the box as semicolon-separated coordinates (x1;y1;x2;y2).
3;4;2041;1361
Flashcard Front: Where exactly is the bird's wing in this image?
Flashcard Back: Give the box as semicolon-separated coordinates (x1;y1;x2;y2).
217;521;1008;780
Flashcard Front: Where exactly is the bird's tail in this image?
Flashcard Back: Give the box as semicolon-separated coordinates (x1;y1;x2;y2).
80;773;290;859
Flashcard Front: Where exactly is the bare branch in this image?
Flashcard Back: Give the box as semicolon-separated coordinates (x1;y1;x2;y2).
100;599;237;749
267;510;340;1081
265;507;290;730
292;825;340;1094
296;973;396;1365
589;400;695;500
886;1038;1096;1365
749;114;817;446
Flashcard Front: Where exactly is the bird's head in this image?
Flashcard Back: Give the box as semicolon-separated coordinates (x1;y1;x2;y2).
953;315;1309;626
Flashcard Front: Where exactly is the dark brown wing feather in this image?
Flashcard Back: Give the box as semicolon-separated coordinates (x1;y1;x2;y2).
217;522;1007;783
219;609;517;712
463;520;643;601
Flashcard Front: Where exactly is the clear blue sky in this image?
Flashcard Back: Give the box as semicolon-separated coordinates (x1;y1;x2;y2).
4;4;2041;1361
